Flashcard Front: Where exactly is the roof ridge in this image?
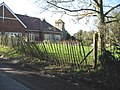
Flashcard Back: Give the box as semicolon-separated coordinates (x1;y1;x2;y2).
15;14;41;20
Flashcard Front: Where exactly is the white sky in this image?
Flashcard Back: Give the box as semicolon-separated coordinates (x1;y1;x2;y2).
0;0;120;35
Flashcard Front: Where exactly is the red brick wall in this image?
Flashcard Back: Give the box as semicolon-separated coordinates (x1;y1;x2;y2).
0;6;2;16
0;19;25;33
0;6;25;34
4;7;15;18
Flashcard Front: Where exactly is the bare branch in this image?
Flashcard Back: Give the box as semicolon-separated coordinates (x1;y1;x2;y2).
47;1;100;13
105;4;120;16
66;12;95;17
105;16;116;18
39;6;53;13
78;12;95;19
51;0;75;3
106;19;120;24
93;0;99;6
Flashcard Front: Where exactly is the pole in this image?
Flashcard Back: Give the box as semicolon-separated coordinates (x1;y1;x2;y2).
93;33;98;69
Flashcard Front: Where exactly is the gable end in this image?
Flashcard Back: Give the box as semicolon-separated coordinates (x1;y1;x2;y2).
0;2;27;28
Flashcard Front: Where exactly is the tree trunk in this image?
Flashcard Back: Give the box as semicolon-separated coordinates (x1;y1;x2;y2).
97;0;106;53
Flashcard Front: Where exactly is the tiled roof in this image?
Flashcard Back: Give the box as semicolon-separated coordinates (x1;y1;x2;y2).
42;19;62;33
16;14;41;31
16;14;61;33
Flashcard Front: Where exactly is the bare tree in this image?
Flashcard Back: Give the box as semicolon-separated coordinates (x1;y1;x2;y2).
36;0;120;53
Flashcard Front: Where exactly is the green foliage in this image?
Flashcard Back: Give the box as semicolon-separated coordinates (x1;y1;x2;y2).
74;30;94;46
106;13;120;44
37;42;94;68
0;46;20;58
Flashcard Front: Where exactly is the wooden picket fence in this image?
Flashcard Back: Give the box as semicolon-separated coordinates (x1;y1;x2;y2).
0;35;96;70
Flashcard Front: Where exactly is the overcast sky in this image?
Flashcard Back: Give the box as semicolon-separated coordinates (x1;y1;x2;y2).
0;0;120;35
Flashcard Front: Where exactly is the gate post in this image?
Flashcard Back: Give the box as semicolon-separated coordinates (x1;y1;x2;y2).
93;33;98;69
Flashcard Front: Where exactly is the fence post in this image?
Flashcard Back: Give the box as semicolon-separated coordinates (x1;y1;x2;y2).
93;33;98;69
0;35;2;45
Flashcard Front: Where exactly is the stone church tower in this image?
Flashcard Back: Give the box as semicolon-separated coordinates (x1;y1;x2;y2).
55;19;65;30
55;19;67;40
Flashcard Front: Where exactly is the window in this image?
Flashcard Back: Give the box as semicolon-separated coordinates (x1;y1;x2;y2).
44;34;52;40
35;33;39;41
54;35;61;41
5;32;22;37
29;33;35;42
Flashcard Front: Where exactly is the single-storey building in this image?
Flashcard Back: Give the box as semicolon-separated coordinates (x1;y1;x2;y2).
0;2;62;42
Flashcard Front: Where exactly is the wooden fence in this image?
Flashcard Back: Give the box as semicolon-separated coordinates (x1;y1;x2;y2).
0;35;99;70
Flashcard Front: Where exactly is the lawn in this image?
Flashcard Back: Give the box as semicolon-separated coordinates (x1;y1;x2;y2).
36;43;95;67
0;41;95;69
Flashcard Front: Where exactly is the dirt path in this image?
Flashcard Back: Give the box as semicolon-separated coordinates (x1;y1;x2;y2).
0;59;101;90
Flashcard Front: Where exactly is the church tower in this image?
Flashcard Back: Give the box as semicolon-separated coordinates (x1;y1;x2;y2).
55;19;65;31
55;19;68;40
